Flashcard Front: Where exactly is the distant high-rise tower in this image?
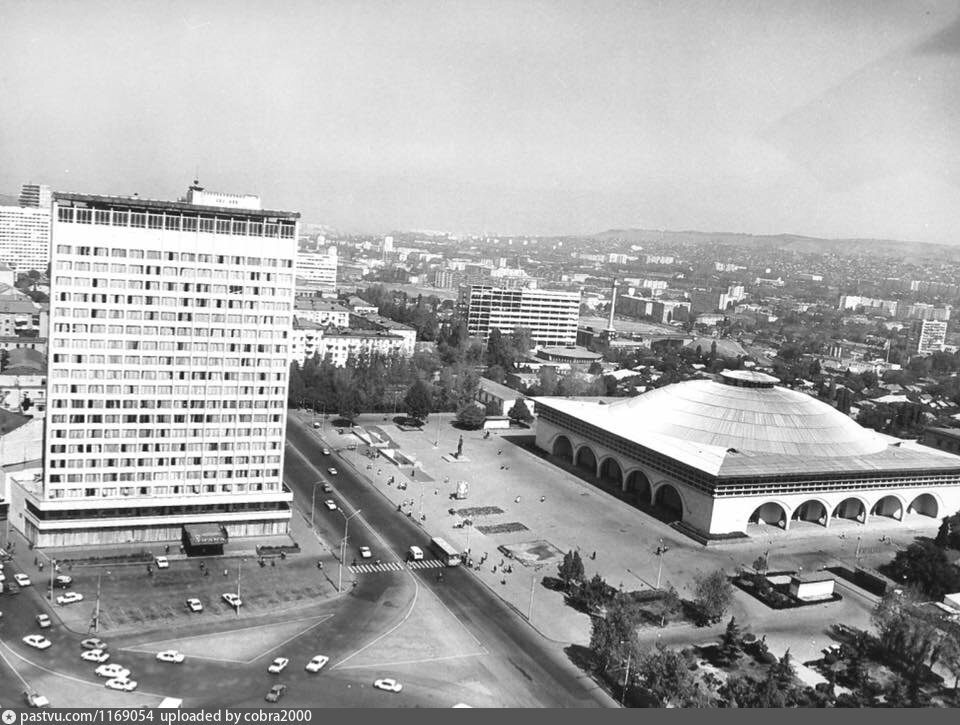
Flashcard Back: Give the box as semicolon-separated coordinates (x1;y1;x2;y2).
383;236;394;254
33;184;299;546
459;284;581;346
918;319;948;355
18;184;52;209
0;184;52;273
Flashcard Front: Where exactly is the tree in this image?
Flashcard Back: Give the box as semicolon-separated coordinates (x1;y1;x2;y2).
637;643;698;707
507;398;533;425
692;569;733;625
485;328;514;371
537;367;559;396
404;379;434;424
588;595;642;674
935;515;954;549
557;550;585;591
884;540;960;599
456;403;486;430
485;364;507;384
717;616;744;664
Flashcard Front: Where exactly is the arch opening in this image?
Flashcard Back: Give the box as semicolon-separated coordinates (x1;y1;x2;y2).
625;470;652;505
791;500;828;527
870;495;903;521
599;457;623;486
552;435;573;463
832;498;866;523
575;446;597;475
652;484;683;522
907;493;938;518
748;502;787;529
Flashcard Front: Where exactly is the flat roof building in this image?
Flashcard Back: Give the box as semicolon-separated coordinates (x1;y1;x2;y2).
30;186;298;547
459;284;580;346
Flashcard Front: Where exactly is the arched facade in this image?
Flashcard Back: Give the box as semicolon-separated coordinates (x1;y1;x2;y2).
652;483;684;521
552;435;573;463
748;502;788;529
832;497;867;523
624;469;652;505
907;493;939;518
598;457;623;486
574;445;597;474
791;499;829;527
870;495;904;521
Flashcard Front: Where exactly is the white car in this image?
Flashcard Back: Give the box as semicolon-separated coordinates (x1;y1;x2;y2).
222;592;242;608
359;546;372;559
324;499;337;511
156;650;185;664
56;592;84;606
373;678;403;693
36;613;51;629
14;573;31;586
22;635;52;650
305;655;329;673
95;664;131;680
327;467;338;475
81;649;110;663
155;556;169;569
104;678;137;692
186;597;203;613
24;691;50;708
0;571;5;582
321;448;331;455
81;637;108;650
268;657;289;674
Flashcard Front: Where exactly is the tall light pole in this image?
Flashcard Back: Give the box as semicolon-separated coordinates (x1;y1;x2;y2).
855;535;862;562
620;646;632;707
93;568;109;633
236;558;242;616
527;564;543;622
337;507;361;593
655;539;669;590
310;480;322;530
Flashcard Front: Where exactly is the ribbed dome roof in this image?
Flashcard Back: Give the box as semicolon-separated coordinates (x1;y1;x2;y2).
601;373;888;458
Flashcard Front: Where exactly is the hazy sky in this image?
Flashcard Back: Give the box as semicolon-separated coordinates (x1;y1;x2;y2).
3;0;960;242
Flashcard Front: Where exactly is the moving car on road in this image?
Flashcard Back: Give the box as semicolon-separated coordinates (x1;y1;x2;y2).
305;655;329;673
265;684;286;703
22;635;51;650
268;657;289;674
327;467;338;475
56;592;83;606
155;556;169;569
14;573;31;587
95;664;130;680
81;637;107;650
186;598;203;613
321;448;330;455
222;592;242;608
54;575;72;588
322;483;333;492
323;499;337;511
36;614;51;629
359;546;372;559
373;678;403;693
81;649;110;663
105;678;137;692
156;650;185;664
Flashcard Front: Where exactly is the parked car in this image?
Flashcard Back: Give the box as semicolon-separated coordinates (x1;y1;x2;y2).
222;592;242;608
359;546;372;559
14;573;31;587
264;684;287;703
54;575;72;588
24;691;50;708
327;467;338;475
186;598;203;613
373;678;403;693
155;556;169;569
57;592;83;606
22;635;51;650
305;655;329;673
81;637;108;650
322;483;333;493
156;650;185;664
321;448;330;455
81;649;110;663
324;499;337;511
268;657;289;674
104;678;137;692
36;614;51;629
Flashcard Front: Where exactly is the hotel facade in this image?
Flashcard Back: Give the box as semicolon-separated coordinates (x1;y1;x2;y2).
459;284;581;346
27;187;298;546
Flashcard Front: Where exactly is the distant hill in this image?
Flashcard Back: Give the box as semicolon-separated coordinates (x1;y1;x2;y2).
593;228;960;261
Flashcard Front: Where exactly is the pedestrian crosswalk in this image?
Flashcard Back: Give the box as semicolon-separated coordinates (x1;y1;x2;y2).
349;559;446;574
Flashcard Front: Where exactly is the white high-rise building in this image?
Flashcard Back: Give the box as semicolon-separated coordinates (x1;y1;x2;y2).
918;319;948;355
296;245;338;293
0;183;51;273
29;187;298;546
459;284;581;346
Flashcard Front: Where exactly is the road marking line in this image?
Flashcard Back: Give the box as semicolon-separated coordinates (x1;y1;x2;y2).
335;651;488;671
0;642;30;688
412;571;488;652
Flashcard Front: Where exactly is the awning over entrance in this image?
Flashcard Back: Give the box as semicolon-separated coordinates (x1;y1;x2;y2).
182;523;227;556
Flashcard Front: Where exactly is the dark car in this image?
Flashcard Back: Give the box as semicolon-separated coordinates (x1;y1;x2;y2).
54;575;72;589
265;684;286;703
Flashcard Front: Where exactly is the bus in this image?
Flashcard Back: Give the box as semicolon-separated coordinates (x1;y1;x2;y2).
429;537;460;567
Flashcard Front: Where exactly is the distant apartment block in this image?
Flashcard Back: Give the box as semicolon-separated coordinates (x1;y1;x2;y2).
615;294;691;324
0;184;51;273
918;319;948;354
644;255;675;265
432;269;456;289
838;295;898;316
460;285;580;346
903;302;951;322
34;185;298;547
296;245;338;293
293;296;350;327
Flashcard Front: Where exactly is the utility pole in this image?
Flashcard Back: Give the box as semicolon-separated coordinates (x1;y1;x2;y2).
855;535;862;562
93;570;103;633
236;558;242;615
310;480;320;529
655;539;669;590
337;507;361;593
621;649;632;707
434;412;441;447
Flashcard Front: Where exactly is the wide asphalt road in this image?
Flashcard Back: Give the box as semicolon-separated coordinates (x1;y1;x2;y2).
285;417;609;708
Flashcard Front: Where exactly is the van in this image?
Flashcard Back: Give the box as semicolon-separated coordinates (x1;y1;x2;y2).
408;546;424;561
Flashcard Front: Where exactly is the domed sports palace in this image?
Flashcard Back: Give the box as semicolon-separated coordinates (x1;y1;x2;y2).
534;370;960;539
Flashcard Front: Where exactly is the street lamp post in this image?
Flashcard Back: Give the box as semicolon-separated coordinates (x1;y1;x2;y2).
236;558;242;616
855;535;862;562
527;564;543;622
310;480;322;530
434;412;442;448
655;539;669;590
336;507;362;593
620;647;632;707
